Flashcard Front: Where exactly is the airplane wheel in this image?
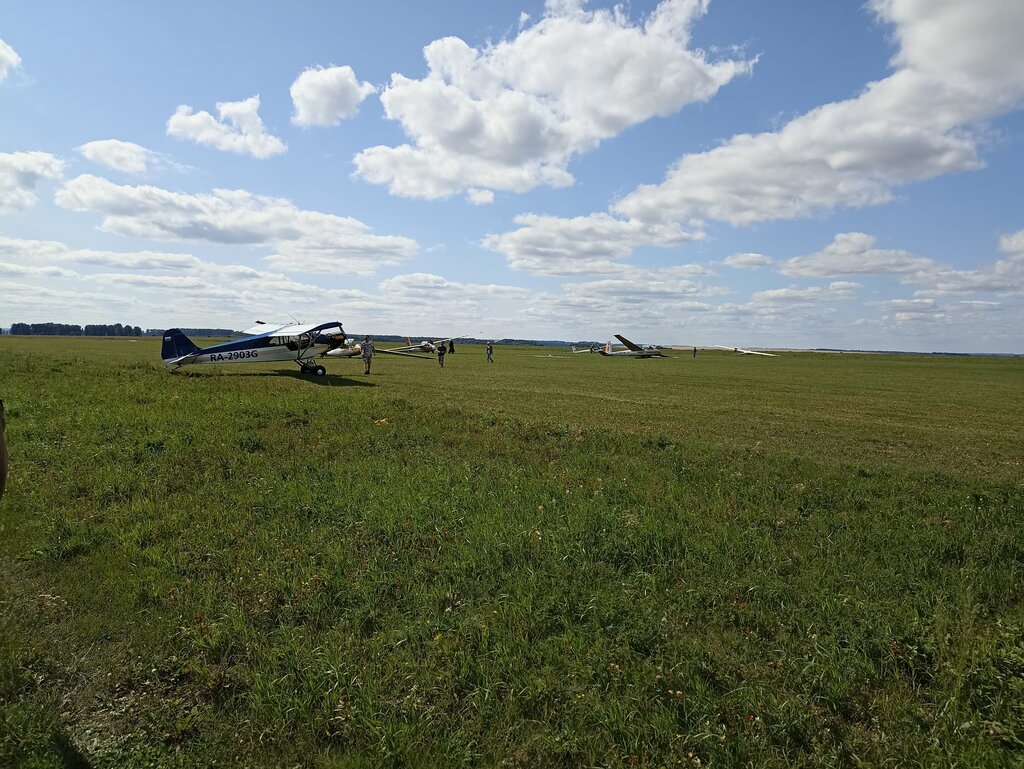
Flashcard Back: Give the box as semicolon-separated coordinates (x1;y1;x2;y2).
313;365;327;377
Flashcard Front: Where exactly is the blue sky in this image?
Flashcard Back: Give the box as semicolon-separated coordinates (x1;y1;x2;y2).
1;0;1022;351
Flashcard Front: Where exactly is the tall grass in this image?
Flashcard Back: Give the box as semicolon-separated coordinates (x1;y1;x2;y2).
1;337;1022;767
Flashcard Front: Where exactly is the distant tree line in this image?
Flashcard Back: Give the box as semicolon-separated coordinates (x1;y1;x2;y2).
7;322;144;336
3;324;246;337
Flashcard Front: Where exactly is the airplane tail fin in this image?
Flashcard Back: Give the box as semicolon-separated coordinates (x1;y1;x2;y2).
162;328;201;362
600;340;611;355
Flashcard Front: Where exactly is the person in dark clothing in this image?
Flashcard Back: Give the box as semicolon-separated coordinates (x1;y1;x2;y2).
448;339;455;354
693;346;697;358
437;344;446;368
486;343;494;363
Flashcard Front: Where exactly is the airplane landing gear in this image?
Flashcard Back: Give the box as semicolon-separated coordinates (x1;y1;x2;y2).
297;361;327;376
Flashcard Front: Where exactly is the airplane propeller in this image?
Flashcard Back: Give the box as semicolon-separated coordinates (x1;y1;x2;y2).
319;333;350;357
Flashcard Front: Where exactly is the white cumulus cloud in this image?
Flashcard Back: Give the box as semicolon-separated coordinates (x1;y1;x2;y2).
167;96;286;158
483;0;1024;277
54;174;418;276
614;0;1024;226
483;212;698;275
869;298;935;312
0;37;21;81
290;65;375;126
77;140;161;174
563;273;704;301
0;151;64;213
751;281;860;305
0;262;78;279
466;188;494;206
998;230;1024;261
0;235;201;270
780;233;933;277
724;252;772;269
0;233;381;326
353;0;753;199
908;228;1024;296
379;272;529;300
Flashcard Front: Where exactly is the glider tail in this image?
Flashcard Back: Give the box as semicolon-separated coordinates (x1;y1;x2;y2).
162;328;201;362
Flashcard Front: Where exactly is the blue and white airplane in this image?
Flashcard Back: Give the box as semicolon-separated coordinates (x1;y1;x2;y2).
161;321;348;376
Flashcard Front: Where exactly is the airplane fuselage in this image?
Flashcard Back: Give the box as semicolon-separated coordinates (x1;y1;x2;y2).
599;349;667;358
162;322;346;374
599;334;669;358
185;343;329;365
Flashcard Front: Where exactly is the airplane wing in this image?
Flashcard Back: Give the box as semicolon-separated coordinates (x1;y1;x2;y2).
241;321;343;337
614;334;643;352
432;331;475;345
714;344;777;357
377;338;441;355
379;343;420;354
275;321;343;336
376;348;433;359
241;321;288;337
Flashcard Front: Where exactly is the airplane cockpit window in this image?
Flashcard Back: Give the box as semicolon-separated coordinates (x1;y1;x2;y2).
270;335;303;351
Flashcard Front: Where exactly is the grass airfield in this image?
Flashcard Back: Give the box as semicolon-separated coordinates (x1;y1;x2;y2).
1;336;1023;768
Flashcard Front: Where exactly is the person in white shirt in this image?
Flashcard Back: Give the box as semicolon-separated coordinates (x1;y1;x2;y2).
361;335;375;375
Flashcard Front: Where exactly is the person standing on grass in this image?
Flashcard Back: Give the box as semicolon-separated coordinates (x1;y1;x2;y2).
437;343;446;368
361;335;374;375
693;346;697;358
448;339;455;354
486;343;494;363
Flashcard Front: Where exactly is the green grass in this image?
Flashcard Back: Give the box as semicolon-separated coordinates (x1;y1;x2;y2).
1;336;1023;768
